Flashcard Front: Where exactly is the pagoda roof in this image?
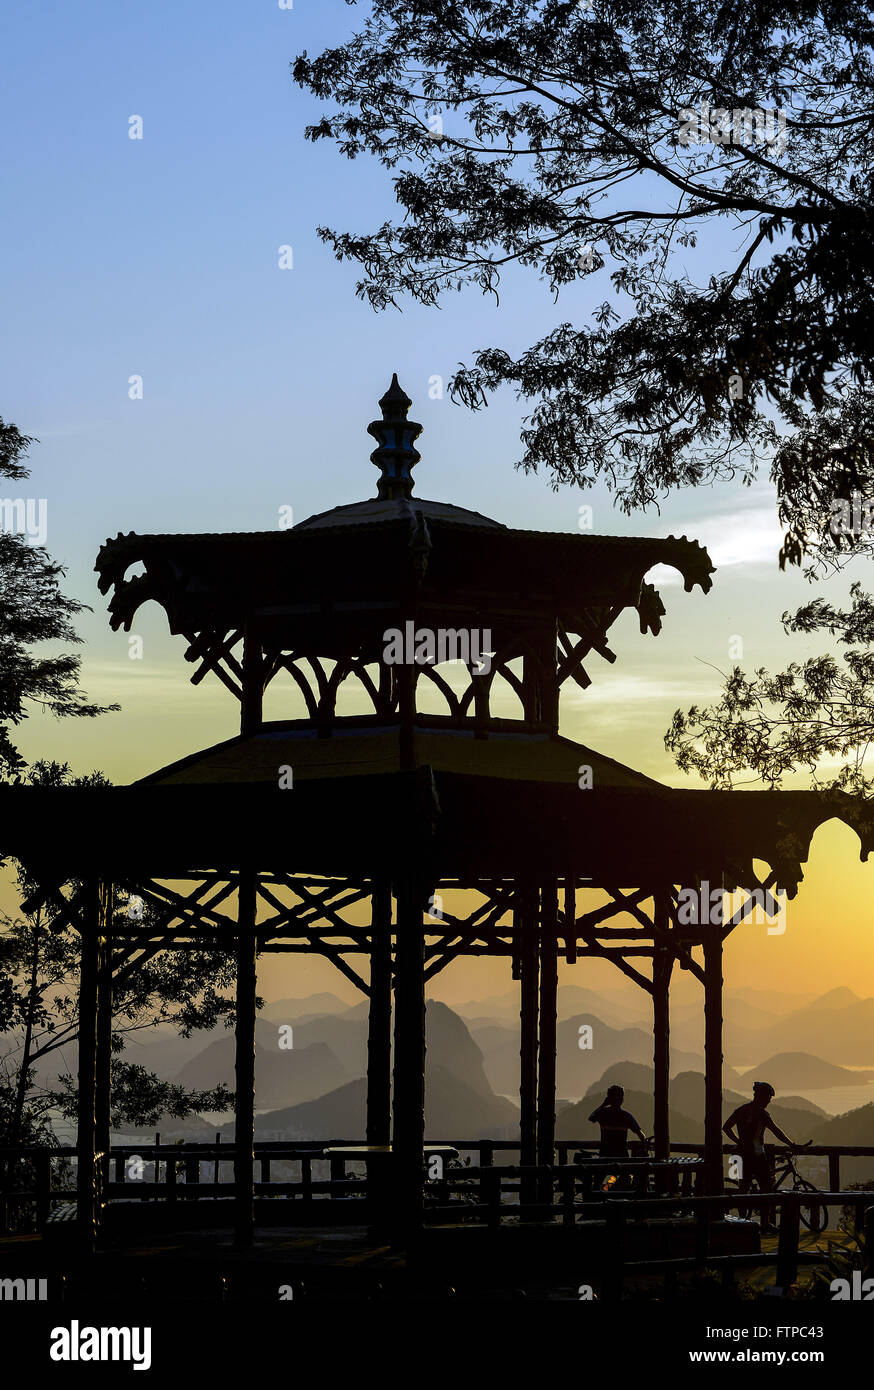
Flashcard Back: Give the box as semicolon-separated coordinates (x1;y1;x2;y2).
94;376;713;639
94;519;713;637
2;747;869;895
138;725;666;790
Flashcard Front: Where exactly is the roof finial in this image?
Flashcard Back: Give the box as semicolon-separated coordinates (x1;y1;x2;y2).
367;374;423;500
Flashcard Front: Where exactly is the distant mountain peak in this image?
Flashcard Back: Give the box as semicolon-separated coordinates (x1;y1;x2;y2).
807;986;862;1011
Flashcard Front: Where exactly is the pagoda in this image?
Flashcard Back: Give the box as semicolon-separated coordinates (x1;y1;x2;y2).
3;378;868;1249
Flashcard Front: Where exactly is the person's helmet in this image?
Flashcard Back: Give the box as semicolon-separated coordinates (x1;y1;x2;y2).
753;1081;775;1099
606;1084;624;1102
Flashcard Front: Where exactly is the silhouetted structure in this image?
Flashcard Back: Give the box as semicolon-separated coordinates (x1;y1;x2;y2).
2;378;870;1254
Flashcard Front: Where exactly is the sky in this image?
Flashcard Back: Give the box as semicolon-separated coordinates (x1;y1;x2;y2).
1;0;872;1001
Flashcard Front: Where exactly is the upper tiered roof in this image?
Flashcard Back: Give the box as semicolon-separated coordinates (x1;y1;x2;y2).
94;377;714;642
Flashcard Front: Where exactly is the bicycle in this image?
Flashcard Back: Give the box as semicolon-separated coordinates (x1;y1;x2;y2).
726;1144;827;1234
772;1146;827;1234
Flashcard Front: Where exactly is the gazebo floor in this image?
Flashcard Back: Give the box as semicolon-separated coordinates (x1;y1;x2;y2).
0;1213;819;1301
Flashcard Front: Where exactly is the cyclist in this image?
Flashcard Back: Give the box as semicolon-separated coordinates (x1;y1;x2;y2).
588;1084;648;1158
723;1080;800;1231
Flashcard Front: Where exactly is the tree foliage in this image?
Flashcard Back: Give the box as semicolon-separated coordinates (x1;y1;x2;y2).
294;0;874;567
0;418;116;781
666;582;874;796
0;766;238;1146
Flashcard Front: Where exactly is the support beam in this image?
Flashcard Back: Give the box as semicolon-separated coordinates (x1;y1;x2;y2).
652;892;673;1164
391;878;425;1239
703;910;724;1195
366;881;392;1146
234;870;258;1249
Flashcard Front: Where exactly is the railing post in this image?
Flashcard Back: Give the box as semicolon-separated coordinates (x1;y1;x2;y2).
776;1192;800;1289
559;1167;575;1227
829;1151;840;1193
479;1141;494;1210
36;1151;51;1228
603;1202;626;1302
695;1199;711;1264
485;1167;501;1230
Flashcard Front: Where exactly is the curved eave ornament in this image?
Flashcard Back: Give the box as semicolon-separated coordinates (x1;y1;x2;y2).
697;787;874;900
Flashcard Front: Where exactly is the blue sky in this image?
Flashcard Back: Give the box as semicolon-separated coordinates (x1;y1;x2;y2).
0;0;866;784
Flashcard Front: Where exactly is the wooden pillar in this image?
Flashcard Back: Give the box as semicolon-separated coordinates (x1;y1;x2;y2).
76;877;105;1250
537;879;558;1177
234;870;258;1250
703;912;724;1195
240;627;263;736
523;627;558;731
652;892;673;1164
391;878;426;1237
366;881;393;1146
518;878;539;1208
95;884;114;1206
397;649;416;771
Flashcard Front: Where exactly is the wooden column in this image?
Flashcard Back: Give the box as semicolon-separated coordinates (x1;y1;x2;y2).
537;879;558;1178
703;908;724;1195
523;627;558;731
391;877;426;1237
652;891;673;1163
518;878;539;1208
95;884;114;1206
366;881;393;1146
234;870;258;1249
240;627;263;736
76;877;105;1251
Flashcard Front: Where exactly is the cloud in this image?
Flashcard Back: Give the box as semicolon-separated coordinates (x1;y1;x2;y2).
647;497;783;585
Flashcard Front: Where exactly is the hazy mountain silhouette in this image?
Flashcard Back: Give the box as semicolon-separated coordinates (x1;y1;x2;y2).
737;993;874;1065
808;1103;874;1182
473;1014;707;1096
260;993;355;1021
240;1064;518;1141
747;1052;874;1089
452;985;650;1030
174;1025;348;1109
805;987;861;1011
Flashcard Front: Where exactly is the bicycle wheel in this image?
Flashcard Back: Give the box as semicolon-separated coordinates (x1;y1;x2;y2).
795;1179;827;1233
